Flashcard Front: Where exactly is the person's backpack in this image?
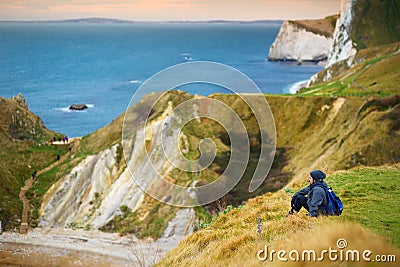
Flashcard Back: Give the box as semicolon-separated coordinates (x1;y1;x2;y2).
318;184;344;216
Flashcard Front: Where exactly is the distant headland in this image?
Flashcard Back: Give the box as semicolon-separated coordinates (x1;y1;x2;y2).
0;17;283;25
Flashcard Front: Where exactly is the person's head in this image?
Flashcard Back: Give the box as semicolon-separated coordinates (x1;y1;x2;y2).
309;170;326;184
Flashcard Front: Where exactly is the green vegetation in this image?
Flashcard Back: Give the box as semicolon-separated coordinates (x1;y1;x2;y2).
351;0;400;49
26;151;76;227
158;166;400;266
193;206;213;229
79;113;123;155
101;196;179;239
327;166;400;247
299;43;400;96
0;96;68;227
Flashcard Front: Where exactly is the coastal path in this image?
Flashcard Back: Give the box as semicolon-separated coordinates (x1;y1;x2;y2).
18;138;81;234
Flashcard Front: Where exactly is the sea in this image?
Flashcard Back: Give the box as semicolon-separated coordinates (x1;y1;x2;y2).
0;22;323;137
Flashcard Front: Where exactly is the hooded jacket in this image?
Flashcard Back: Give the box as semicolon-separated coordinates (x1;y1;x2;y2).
293;181;328;217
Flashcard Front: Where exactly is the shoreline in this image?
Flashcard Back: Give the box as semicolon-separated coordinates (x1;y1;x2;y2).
286;79;310;94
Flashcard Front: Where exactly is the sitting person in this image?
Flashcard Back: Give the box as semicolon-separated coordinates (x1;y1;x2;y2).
288;170;328;217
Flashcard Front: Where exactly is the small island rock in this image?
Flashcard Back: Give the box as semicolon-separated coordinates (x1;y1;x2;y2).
69;104;88;111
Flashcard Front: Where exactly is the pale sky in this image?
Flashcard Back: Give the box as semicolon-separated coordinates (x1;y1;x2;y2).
0;0;341;21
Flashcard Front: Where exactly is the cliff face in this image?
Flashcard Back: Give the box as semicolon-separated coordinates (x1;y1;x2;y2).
310;0;400;85
39;95;196;238
268;17;337;62
326;0;357;67
39;144;137;229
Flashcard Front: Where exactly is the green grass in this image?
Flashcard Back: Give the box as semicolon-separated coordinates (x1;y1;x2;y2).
289;166;400;247
300;40;400;97
0;135;69;226
298;55;400;96
26;152;85;226
158;166;400;266
364;55;388;66
352;0;400;49
326;166;400;247
0;96;69;227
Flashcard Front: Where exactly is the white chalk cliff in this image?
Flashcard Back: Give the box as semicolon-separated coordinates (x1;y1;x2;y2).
308;0;358;85
326;0;358;67
39;100;195;238
268;21;333;62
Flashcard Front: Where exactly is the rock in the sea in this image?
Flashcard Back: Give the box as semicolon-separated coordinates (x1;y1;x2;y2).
69;104;88;111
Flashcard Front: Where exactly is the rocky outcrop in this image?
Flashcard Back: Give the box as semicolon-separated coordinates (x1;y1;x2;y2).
69;104;88;111
12;93;29;110
268;18;336;63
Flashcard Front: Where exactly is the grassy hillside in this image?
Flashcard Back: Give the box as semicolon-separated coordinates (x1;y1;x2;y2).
158;165;400;266
351;0;400;50
63;91;398;239
20;89;398;238
114;92;398;238
2;87;396;240
0;96;68;227
266;94;399;182
300;42;400;96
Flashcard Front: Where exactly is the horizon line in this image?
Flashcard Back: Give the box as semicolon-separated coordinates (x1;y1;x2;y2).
0;17;285;23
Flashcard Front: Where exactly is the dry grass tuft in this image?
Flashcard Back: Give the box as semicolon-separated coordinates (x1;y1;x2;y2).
158;167;400;267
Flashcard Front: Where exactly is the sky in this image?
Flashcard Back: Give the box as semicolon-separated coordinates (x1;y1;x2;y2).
0;0;341;21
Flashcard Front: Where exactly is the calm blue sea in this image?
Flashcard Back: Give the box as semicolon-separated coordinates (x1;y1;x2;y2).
0;23;323;137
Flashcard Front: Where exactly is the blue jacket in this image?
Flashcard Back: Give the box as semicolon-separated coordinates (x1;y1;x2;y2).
293;181;328;217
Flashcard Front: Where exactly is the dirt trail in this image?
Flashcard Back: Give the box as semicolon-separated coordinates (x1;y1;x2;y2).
18;138;81;233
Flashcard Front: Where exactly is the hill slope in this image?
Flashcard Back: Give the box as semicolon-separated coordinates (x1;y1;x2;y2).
158;165;400;266
304;42;400;95
0;95;67;227
22;91;399;240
